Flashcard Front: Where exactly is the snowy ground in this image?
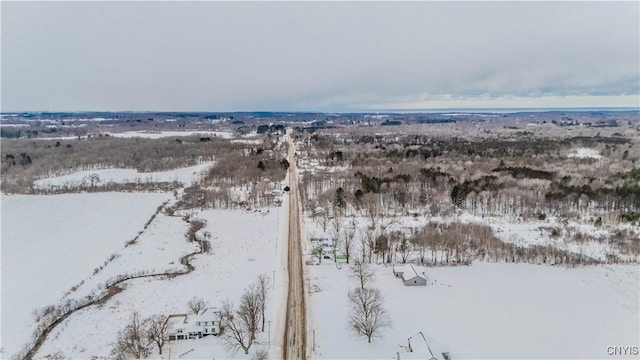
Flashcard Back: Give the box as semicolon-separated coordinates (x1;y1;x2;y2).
27;130;235;141
307;262;639;359
1;192;172;357
568;147;603;159
302;210;639;359
33;162;213;190
33;202;289;359
107;130;234;139
304;210;638;264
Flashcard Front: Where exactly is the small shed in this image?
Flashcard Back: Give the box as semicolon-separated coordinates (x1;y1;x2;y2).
393;264;427;286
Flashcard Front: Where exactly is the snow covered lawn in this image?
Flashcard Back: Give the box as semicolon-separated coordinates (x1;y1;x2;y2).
1;192;172;358
307;262;639;359
34;204;289;360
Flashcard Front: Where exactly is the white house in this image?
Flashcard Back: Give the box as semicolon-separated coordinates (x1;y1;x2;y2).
167;307;222;340
393;264;427;286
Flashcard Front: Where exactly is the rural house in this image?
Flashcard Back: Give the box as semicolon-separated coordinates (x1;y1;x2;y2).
166;307;222;340
393;264;427;286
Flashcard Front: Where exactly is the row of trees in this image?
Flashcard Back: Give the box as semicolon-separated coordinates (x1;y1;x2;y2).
316;204;615;268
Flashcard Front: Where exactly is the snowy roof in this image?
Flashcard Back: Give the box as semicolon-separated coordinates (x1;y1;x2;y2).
194;307;221;322
395;264;426;281
166;314;188;332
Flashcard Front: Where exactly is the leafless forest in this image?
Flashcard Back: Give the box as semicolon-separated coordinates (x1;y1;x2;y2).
2;111;639;268
292;113;640;267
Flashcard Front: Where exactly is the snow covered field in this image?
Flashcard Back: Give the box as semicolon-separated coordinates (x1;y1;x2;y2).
307;262;639;359
33;203;289;359
1;192;172;357
108;130;234;139
302;209;639;359
33;162;213;190
568;147;603;159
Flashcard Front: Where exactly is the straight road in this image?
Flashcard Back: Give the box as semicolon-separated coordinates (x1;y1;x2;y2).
283;134;307;360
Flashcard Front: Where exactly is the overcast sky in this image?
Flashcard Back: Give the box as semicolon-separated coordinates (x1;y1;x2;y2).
1;1;639;112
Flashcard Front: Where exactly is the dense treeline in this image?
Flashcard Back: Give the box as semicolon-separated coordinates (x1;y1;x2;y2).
1;136;236;193
298;131;640;223
176;139;288;209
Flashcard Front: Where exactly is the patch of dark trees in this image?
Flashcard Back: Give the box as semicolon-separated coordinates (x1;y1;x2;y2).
354;171;412;194
1;127;58;139
328;150;344;162
450;176;502;207
3;153;32;167
545;182;640;211
418;167;451;185
416;118;455;124
256;124;286;134
492;165;554;180
345;135;630;160
380;120;402;126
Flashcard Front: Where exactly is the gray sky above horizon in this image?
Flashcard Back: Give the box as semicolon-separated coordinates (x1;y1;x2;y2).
2;1;639;112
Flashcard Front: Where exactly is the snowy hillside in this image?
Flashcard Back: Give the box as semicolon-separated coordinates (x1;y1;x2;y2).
1;192;172;357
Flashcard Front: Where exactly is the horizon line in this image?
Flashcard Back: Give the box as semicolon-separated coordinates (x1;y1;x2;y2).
2;106;639;115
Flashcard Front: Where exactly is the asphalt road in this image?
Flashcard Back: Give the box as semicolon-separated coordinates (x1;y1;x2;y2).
283;134;307;360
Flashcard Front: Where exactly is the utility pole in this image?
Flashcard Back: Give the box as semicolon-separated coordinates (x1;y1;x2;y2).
268;320;272;348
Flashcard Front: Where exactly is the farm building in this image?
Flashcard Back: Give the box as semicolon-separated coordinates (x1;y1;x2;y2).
166;307;222;340
393;264;427;286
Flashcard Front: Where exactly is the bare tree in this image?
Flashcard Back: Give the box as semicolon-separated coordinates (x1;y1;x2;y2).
362;193;380;230
312;245;323;264
239;284;261;341
188;296;208;315
348;287;391;343
343;218;357;264
85;173;100;188
256;274;270;332
411;229;427;264
111;312;152;359
397;232;411;264
312;200;331;233
374;232;390;263
220;298;256;355
331;207;344;261
350;258;374;290
363;226;377;263
144;315;169;355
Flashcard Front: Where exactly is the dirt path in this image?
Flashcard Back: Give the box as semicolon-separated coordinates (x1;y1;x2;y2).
283;134;307;360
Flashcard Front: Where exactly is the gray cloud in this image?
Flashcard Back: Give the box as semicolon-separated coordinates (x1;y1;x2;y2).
1;1;638;111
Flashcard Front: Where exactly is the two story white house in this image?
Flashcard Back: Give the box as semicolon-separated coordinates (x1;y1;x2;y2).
166;307;222;340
